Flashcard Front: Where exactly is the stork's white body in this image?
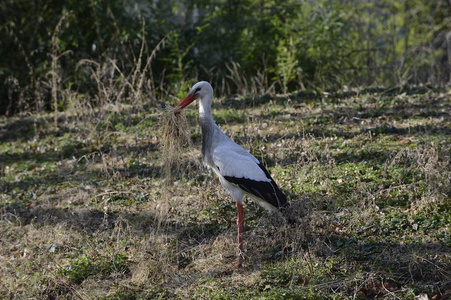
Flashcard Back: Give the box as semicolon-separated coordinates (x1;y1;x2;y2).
199;109;279;213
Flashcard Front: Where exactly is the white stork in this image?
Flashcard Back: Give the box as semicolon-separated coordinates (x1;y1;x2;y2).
176;81;290;267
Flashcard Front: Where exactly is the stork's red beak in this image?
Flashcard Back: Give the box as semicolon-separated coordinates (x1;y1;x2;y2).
177;93;197;109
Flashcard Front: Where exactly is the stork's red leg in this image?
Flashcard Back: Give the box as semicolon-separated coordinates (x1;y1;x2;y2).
236;202;245;268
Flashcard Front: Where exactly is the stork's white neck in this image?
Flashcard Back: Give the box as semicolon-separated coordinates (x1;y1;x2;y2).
198;94;212;118
198;93;218;167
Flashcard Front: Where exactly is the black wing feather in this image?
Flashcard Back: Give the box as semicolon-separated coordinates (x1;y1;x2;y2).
223;163;288;209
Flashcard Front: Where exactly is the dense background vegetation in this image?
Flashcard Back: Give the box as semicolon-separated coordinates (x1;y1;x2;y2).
1;0;450;115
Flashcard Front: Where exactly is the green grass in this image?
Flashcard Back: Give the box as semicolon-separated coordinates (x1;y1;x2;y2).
0;89;450;299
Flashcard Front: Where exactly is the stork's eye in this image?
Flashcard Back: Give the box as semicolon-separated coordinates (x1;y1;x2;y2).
194;87;201;93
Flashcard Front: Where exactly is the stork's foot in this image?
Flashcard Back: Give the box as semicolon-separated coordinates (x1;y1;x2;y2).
236;247;244;269
234;258;243;269
237;260;243;268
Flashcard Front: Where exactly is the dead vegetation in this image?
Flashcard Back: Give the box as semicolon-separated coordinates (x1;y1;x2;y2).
159;106;193;185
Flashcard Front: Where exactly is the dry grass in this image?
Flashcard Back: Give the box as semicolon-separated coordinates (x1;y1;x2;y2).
0;89;450;299
159;106;193;185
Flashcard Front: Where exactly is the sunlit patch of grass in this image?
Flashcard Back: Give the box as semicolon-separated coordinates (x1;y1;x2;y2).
213;108;247;125
56;253;130;284
374;203;451;242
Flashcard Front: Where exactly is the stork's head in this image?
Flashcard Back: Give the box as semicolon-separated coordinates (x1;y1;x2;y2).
177;81;213;109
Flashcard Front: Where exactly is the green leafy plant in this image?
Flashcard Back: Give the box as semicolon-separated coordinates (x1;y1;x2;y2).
58;253;130;284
